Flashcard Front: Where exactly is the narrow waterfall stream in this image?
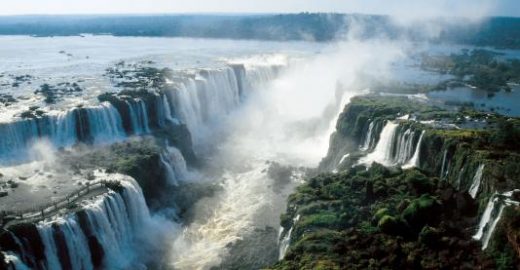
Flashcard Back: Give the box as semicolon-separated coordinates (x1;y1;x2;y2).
469;164;485;199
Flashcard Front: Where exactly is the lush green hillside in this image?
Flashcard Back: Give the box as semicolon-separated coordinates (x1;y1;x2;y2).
274;95;520;269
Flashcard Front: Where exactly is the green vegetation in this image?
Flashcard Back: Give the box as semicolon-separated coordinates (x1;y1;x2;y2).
270;166;495;269
312;95;520;269
422;49;520;93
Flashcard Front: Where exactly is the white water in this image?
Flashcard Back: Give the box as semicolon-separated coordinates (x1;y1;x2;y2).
168;40;405;269
469;164;485;198
38;222;68;270
41;217;93;270
403;130;425;169
160;146;189;186
86;102;127;143
168;65;279;144
473;190;520;250
360;121;374;151
0;102;127;163
440;149;448;179
360;121;399;166
338;153;351;166
360;120;425;169
166;146;189;180
161;94;176;125
161;153;179;186
126;99;151;135
278;214;300;260
6;174;176;269
395;128;415;165
3;252;30;270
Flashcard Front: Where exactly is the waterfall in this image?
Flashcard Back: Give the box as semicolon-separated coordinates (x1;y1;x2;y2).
359;120;424;168
0;62;281;164
160;153;178;186
0;120;39;161
240;65;279;97
137;100;151;134
278;214;300;260
160;146;189;185
360;121;399;166
166;146;189;180
440;149;448;179
168;64;279;142
3;252;30;270
0;102;128;163
161;94;176;124
169;67;240;137
337;153;350;167
403;130;425;169
4;175;154;269
473;190;520;250
394;128;415;165
38;223;65;270
49;110;78;147
455;165;465;190
125;99;151;135
469;164;485;199
85;102;126;143
38;217;93;270
360;121;374;151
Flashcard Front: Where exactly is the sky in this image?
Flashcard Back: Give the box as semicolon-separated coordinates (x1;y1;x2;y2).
1;0;519;18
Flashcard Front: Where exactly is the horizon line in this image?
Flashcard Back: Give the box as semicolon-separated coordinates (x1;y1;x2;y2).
0;12;518;19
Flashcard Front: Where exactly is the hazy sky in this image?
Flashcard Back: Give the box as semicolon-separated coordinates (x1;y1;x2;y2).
1;0;519;18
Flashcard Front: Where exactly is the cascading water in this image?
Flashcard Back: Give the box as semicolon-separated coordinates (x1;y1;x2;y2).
440;149;448;179
403;130;425;169
469;164;485;199
160;153;178;186
278;214;300;260
473;190;520;250
168;65;280;143
3;253;30;270
0;102;128;163
160;94;177;125
359;121;399;166
3;175;161;270
360;121;374;151
84;102;126;143
40;217;93;270
165;146;189;180
394;128;415;165
360;121;424;168
337;153;351;167
169;67;240;138
160;144;190;186
125;99;151;135
1;60;285;270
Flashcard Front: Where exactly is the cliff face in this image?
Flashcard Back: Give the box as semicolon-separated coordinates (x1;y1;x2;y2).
322;95;520;201
280;95;520;269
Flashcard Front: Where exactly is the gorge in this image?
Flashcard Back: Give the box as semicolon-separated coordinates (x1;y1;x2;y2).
0;13;520;270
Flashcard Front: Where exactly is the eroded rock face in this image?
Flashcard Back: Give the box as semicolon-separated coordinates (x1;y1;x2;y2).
506;211;520;258
76;210;105;269
0;250;7;269
0;223;46;268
